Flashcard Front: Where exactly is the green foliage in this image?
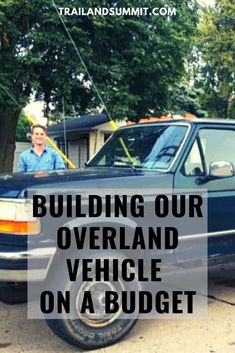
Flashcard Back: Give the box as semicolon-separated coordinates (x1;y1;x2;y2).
197;0;235;119
0;0;199;120
0;0;200;171
15;112;31;142
170;82;207;117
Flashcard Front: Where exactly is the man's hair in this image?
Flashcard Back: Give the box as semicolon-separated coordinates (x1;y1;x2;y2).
31;124;47;134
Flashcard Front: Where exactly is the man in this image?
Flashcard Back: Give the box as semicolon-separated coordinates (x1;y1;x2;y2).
18;124;66;172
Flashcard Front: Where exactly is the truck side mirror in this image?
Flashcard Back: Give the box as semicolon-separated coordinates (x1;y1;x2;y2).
209;161;234;178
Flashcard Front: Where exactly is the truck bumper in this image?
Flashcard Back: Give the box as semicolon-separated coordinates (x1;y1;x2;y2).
0;247;56;282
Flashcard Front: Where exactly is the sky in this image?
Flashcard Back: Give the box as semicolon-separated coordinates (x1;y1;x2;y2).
198;0;215;6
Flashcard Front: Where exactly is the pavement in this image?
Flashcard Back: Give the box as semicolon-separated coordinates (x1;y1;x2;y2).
0;278;235;353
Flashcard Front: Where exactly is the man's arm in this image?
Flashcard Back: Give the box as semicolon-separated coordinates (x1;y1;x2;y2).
53;151;66;170
18;153;27;172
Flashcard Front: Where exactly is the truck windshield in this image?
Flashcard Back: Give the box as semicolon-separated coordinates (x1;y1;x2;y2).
88;124;188;170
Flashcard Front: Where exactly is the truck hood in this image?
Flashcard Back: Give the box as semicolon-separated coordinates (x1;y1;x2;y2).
0;167;173;198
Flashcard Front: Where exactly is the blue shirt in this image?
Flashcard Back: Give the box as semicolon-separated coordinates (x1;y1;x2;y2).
18;146;66;172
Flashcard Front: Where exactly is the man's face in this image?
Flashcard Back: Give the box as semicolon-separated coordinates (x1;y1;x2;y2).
32;127;47;146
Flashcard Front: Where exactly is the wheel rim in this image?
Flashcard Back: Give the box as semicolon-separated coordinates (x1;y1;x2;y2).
75;276;125;328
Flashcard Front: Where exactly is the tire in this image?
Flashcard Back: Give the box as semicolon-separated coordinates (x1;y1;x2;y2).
46;252;140;349
0;282;27;304
47;316;137;350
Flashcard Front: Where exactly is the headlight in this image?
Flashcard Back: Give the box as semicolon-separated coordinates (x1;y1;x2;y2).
0;198;40;235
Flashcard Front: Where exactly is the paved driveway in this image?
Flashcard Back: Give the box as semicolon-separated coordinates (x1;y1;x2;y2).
0;278;235;353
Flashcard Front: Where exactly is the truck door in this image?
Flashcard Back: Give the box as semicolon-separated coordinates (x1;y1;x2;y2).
174;126;235;262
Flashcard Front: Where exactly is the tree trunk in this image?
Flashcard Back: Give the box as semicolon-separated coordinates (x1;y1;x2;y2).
0;110;20;173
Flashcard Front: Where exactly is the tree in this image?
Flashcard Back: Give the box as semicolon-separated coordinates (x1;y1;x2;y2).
170;82;207;117
197;0;235;119
0;0;199;172
15;112;31;142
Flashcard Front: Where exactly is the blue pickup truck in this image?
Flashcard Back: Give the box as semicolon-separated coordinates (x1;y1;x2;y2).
0;119;235;349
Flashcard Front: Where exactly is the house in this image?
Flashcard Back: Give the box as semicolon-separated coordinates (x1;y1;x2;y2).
47;114;126;168
13;142;31;172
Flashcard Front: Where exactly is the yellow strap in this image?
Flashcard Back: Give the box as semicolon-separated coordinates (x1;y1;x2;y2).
109;119;118;131
109;119;134;165
118;137;134;164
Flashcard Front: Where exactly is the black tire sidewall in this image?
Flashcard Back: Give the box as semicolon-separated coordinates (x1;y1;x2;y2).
46;251;140;349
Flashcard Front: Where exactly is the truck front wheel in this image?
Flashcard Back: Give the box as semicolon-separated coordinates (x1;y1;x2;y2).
46;253;139;349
